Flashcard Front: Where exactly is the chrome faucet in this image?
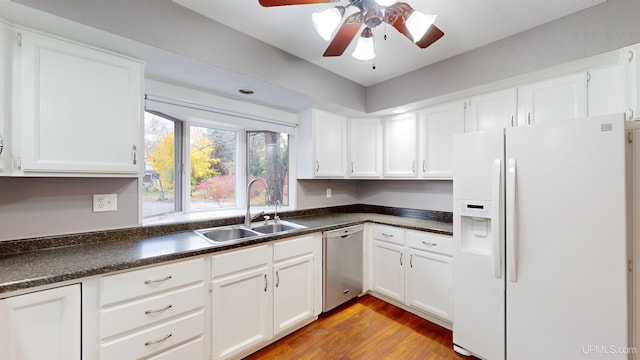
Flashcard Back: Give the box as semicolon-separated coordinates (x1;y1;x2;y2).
274;200;281;223
245;178;269;228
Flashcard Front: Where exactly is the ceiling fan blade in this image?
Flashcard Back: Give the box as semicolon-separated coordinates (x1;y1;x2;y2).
323;13;362;57
416;25;444;49
259;0;336;6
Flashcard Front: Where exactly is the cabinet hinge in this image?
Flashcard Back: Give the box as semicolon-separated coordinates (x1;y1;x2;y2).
17;32;22;47
586;71;591;82
628;260;633;272
628;132;634;144
629;50;634;63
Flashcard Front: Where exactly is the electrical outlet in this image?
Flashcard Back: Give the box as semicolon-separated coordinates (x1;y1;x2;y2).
93;194;117;212
326;188;332;198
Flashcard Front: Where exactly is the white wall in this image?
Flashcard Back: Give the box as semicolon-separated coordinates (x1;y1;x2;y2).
358;180;453;212
0;177;139;241
296;179;359;210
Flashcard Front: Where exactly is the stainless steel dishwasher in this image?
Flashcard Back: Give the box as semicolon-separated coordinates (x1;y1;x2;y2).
323;224;364;312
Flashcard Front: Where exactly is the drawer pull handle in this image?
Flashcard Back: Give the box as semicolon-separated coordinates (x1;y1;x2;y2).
382;233;394;238
400;253;403;266
264;274;268;292
144;304;173;315
144;333;172;346
275;271;280;288
422;241;438;247
144;275;173;285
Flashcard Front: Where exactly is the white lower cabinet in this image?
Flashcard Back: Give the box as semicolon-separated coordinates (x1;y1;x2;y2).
0;284;81;360
211;245;272;360
210;234;321;360
98;258;205;360
405;230;453;321
369;224;453;324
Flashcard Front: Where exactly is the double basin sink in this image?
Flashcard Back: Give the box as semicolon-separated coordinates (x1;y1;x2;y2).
194;220;306;243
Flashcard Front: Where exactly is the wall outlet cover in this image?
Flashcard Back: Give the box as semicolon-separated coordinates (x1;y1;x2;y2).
93;194;117;212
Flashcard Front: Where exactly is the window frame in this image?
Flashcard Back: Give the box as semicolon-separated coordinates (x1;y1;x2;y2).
141;108;296;225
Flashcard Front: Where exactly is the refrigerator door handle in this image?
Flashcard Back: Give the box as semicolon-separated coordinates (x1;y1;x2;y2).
491;158;502;279
507;158;518;282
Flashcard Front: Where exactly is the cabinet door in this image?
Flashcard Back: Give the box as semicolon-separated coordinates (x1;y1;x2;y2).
587;63;627;118
0;23;8;174
383;112;418;177
0;284;81;360
466;88;517;131
517;72;587;125
349;118;382;178
419;101;465;178
313;109;347;177
273;253;315;336
16;30;142;175
211;246;272;360
371;240;405;302
405;249;453;321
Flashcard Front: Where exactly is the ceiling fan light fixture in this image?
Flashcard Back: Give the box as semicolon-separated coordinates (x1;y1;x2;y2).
352;27;375;60
312;7;344;41
406;11;436;42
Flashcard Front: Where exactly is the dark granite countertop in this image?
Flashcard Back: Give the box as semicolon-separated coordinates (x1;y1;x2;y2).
0;205;452;295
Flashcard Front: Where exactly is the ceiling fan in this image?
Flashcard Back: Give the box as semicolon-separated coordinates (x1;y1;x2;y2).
259;0;444;61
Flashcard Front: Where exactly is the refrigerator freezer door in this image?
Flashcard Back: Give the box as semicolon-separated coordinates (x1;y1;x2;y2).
505;115;628;359
453;129;506;360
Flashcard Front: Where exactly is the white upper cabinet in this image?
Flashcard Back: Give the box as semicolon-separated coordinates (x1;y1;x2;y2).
10;30;143;176
297;109;347;178
588;62;626;118
517;72;587;125
383;112;418;178
348;118;382;178
418;100;465;179
466;88;517;131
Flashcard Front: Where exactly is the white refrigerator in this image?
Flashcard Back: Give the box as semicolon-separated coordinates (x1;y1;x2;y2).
452;114;630;360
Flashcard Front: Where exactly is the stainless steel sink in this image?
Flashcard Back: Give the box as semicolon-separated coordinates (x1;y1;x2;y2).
195;226;260;242
194;220;305;243
251;221;305;234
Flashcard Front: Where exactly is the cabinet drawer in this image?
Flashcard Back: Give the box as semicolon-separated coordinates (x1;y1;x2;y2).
371;224;405;245
406;231;452;256
211;244;270;278
99;311;204;360
273;235;314;262
100;258;204;306
147;336;204;360
100;283;204;339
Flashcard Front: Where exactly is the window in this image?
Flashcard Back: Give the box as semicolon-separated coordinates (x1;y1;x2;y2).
142;109;292;220
247;131;289;207
189;125;237;211
143;112;178;218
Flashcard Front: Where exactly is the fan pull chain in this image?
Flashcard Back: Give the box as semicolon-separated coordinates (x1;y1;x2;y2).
373;60;376;70
384;22;388;41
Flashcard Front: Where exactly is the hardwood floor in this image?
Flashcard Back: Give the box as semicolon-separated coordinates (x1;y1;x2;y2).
244;295;472;359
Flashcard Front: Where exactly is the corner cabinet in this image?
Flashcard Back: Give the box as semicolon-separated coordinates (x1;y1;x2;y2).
297;109;347;178
0;284;81;360
368;224;453;327
8;29;143;176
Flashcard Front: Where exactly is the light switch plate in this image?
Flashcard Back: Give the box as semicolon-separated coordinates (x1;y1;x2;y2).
93;194;117;212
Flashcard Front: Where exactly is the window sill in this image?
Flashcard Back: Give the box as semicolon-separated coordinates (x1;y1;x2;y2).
142;206;294;227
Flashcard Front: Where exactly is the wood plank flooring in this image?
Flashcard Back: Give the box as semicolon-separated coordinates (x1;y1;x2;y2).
244;295;473;359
